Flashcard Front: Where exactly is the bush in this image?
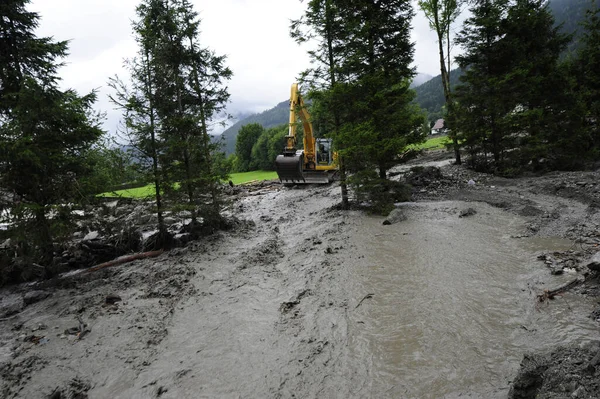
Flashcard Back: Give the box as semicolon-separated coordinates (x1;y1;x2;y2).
349;170;412;215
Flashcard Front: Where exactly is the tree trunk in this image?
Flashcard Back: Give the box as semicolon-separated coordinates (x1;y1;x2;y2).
434;2;461;165
379;165;387;180
325;0;349;208
34;207;53;267
144;51;166;238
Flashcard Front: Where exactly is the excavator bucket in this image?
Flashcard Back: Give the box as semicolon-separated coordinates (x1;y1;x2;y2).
276;154;305;184
300;170;331;184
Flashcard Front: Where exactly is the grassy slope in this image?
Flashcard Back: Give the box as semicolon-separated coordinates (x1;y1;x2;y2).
99;171;279;199
415;135;448;150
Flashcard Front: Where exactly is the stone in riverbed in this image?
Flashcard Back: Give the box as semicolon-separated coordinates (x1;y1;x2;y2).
23;290;50;305
585;252;600;272
383;209;407;225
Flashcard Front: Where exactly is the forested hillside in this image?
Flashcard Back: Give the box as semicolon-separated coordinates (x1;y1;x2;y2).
221;101;289;155
550;0;600;37
414;68;464;122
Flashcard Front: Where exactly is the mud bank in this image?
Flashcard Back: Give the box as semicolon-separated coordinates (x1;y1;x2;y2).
1;151;599;398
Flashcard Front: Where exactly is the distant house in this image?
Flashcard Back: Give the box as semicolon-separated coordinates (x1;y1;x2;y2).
431;118;447;135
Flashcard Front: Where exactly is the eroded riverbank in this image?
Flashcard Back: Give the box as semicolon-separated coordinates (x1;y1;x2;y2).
1;152;599;398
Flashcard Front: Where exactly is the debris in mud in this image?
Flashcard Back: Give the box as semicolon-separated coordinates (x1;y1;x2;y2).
383;208;407;225
104;294;122;305
48;377;91;399
537;277;584;305
406;166;443;186
64;316;90;340
355;293;374;309
23;290;50;305
509;341;600;399
459;207;477;218
280;290;311;314
87;249;164;273
586;252;600;272
538;251;585;275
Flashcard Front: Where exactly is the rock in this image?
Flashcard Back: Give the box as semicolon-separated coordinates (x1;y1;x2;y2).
83;231;99;241
585;252;600;272
102;200;119;215
467;179;476;186
0;295;24;318
383;209;407;225
459;208;477;218
163;216;176;225
105;294;122;305
23;290;50;305
519;205;544;217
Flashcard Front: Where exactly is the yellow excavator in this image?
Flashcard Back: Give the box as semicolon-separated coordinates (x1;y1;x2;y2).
275;83;338;184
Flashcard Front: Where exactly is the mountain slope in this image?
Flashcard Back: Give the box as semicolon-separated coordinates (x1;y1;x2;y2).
220;101;289;155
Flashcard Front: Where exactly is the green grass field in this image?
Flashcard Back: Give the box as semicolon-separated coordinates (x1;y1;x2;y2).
414;135;449;150
99;170;279;198
228;170;278;185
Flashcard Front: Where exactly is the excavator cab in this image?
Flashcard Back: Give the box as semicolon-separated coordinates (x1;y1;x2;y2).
317;138;333;166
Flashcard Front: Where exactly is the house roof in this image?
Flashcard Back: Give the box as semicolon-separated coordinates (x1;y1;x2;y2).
432;119;445;130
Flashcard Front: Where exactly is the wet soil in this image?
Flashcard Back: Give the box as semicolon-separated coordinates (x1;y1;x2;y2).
1;149;599;398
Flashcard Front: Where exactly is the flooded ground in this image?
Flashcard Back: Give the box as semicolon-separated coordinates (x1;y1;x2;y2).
344;202;597;398
1;152;599;398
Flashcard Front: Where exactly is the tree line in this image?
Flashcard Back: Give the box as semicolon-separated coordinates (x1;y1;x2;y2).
452;0;600;174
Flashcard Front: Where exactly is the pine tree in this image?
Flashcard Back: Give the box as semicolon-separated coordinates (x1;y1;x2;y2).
291;0;351;208
454;0;512;169
109;0;169;242
0;0;104;268
338;0;425;180
577;2;600;149
153;0;230;224
111;0;231;234
454;0;577;171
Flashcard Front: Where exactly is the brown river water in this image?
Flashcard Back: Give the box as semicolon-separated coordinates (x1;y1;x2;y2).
5;186;598;399
344;201;598;398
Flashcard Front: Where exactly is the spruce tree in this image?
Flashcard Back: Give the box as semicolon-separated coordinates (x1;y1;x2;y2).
577;2;600;149
291;0;351;207
454;0;512;169
0;0;104;268
111;0;231;234
338;0;425;180
109;0;169;242
455;0;577;171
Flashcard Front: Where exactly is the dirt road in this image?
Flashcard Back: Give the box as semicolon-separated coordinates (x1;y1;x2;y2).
1;151;599;398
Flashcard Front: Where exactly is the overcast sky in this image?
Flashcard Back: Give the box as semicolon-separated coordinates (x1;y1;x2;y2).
29;0;457;136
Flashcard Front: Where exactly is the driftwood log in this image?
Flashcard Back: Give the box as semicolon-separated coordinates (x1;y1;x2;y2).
87;250;163;273
537;277;583;303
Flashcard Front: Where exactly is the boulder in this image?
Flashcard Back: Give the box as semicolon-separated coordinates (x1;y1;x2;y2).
383;208;407;225
586;252;600;272
0;295;24;318
459;208;477;218
23;290;50;305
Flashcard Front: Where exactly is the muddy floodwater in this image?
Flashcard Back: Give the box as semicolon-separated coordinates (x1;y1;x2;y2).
2;178;600;399
344;202;598;398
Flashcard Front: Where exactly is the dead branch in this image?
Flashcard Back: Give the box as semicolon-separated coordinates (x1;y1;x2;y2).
87;250;163;273
355;293;375;309
537;277;583;304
